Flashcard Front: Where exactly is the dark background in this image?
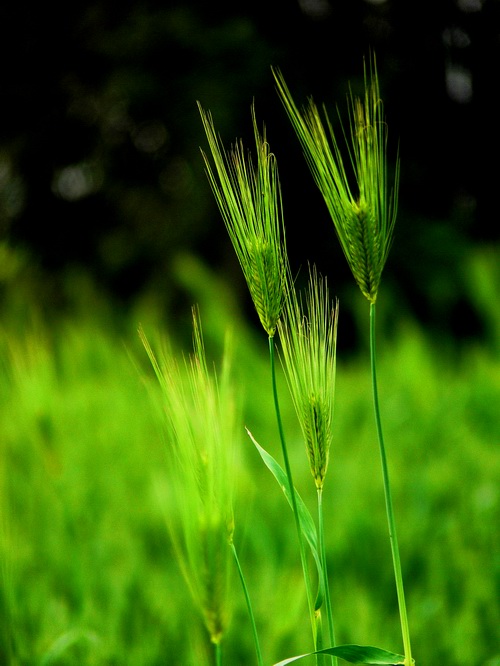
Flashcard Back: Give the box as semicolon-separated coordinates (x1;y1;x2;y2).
1;0;498;348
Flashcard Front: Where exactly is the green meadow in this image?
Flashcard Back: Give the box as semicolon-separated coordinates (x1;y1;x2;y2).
0;248;498;665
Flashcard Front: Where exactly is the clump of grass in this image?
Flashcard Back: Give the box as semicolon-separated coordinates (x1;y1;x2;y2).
1;283;498;662
140;309;238;661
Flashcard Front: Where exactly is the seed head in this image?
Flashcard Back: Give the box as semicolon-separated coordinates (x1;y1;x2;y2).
198;102;287;336
273;56;399;303
278;267;338;489
140;308;237;644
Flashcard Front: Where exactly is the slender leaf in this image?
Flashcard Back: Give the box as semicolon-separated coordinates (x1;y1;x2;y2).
273;644;410;666
246;428;324;606
40;629;99;665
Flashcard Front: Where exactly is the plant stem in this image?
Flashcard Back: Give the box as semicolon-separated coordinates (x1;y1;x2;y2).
317;488;337;665
214;640;222;666
269;335;317;647
369;303;413;666
230;542;264;666
314;608;325;666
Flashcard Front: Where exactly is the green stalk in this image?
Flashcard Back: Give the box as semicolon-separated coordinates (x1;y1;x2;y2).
269;335;317;648
314;609;325;666
214;640;222;666
317;488;337;666
230;542;264;666
369;303;412;666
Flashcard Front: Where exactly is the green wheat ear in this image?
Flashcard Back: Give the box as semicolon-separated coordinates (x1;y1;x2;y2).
139;308;236;646
198;102;287;336
273;56;400;303
278;267;338;490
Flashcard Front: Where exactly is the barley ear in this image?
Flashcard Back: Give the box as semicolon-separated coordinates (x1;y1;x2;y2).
273;56;400;303
277;267;338;490
140;308;236;646
198;102;287;336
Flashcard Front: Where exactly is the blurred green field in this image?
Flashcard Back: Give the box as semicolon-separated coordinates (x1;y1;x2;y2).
1;253;499;665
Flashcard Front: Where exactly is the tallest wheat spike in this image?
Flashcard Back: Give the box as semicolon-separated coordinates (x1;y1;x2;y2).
273;57;399;303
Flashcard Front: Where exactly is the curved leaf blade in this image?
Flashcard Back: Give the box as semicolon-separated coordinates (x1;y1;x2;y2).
246;428;318;551
246;428;324;604
273;644;410;666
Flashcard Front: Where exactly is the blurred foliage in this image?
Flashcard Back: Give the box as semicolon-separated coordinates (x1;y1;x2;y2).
0;254;498;664
0;0;499;350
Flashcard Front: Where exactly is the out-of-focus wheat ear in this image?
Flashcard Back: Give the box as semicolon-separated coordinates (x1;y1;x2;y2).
140;310;237;650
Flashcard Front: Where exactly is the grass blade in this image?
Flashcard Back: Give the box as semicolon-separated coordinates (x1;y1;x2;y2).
274;644;411;666
246;428;324;602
